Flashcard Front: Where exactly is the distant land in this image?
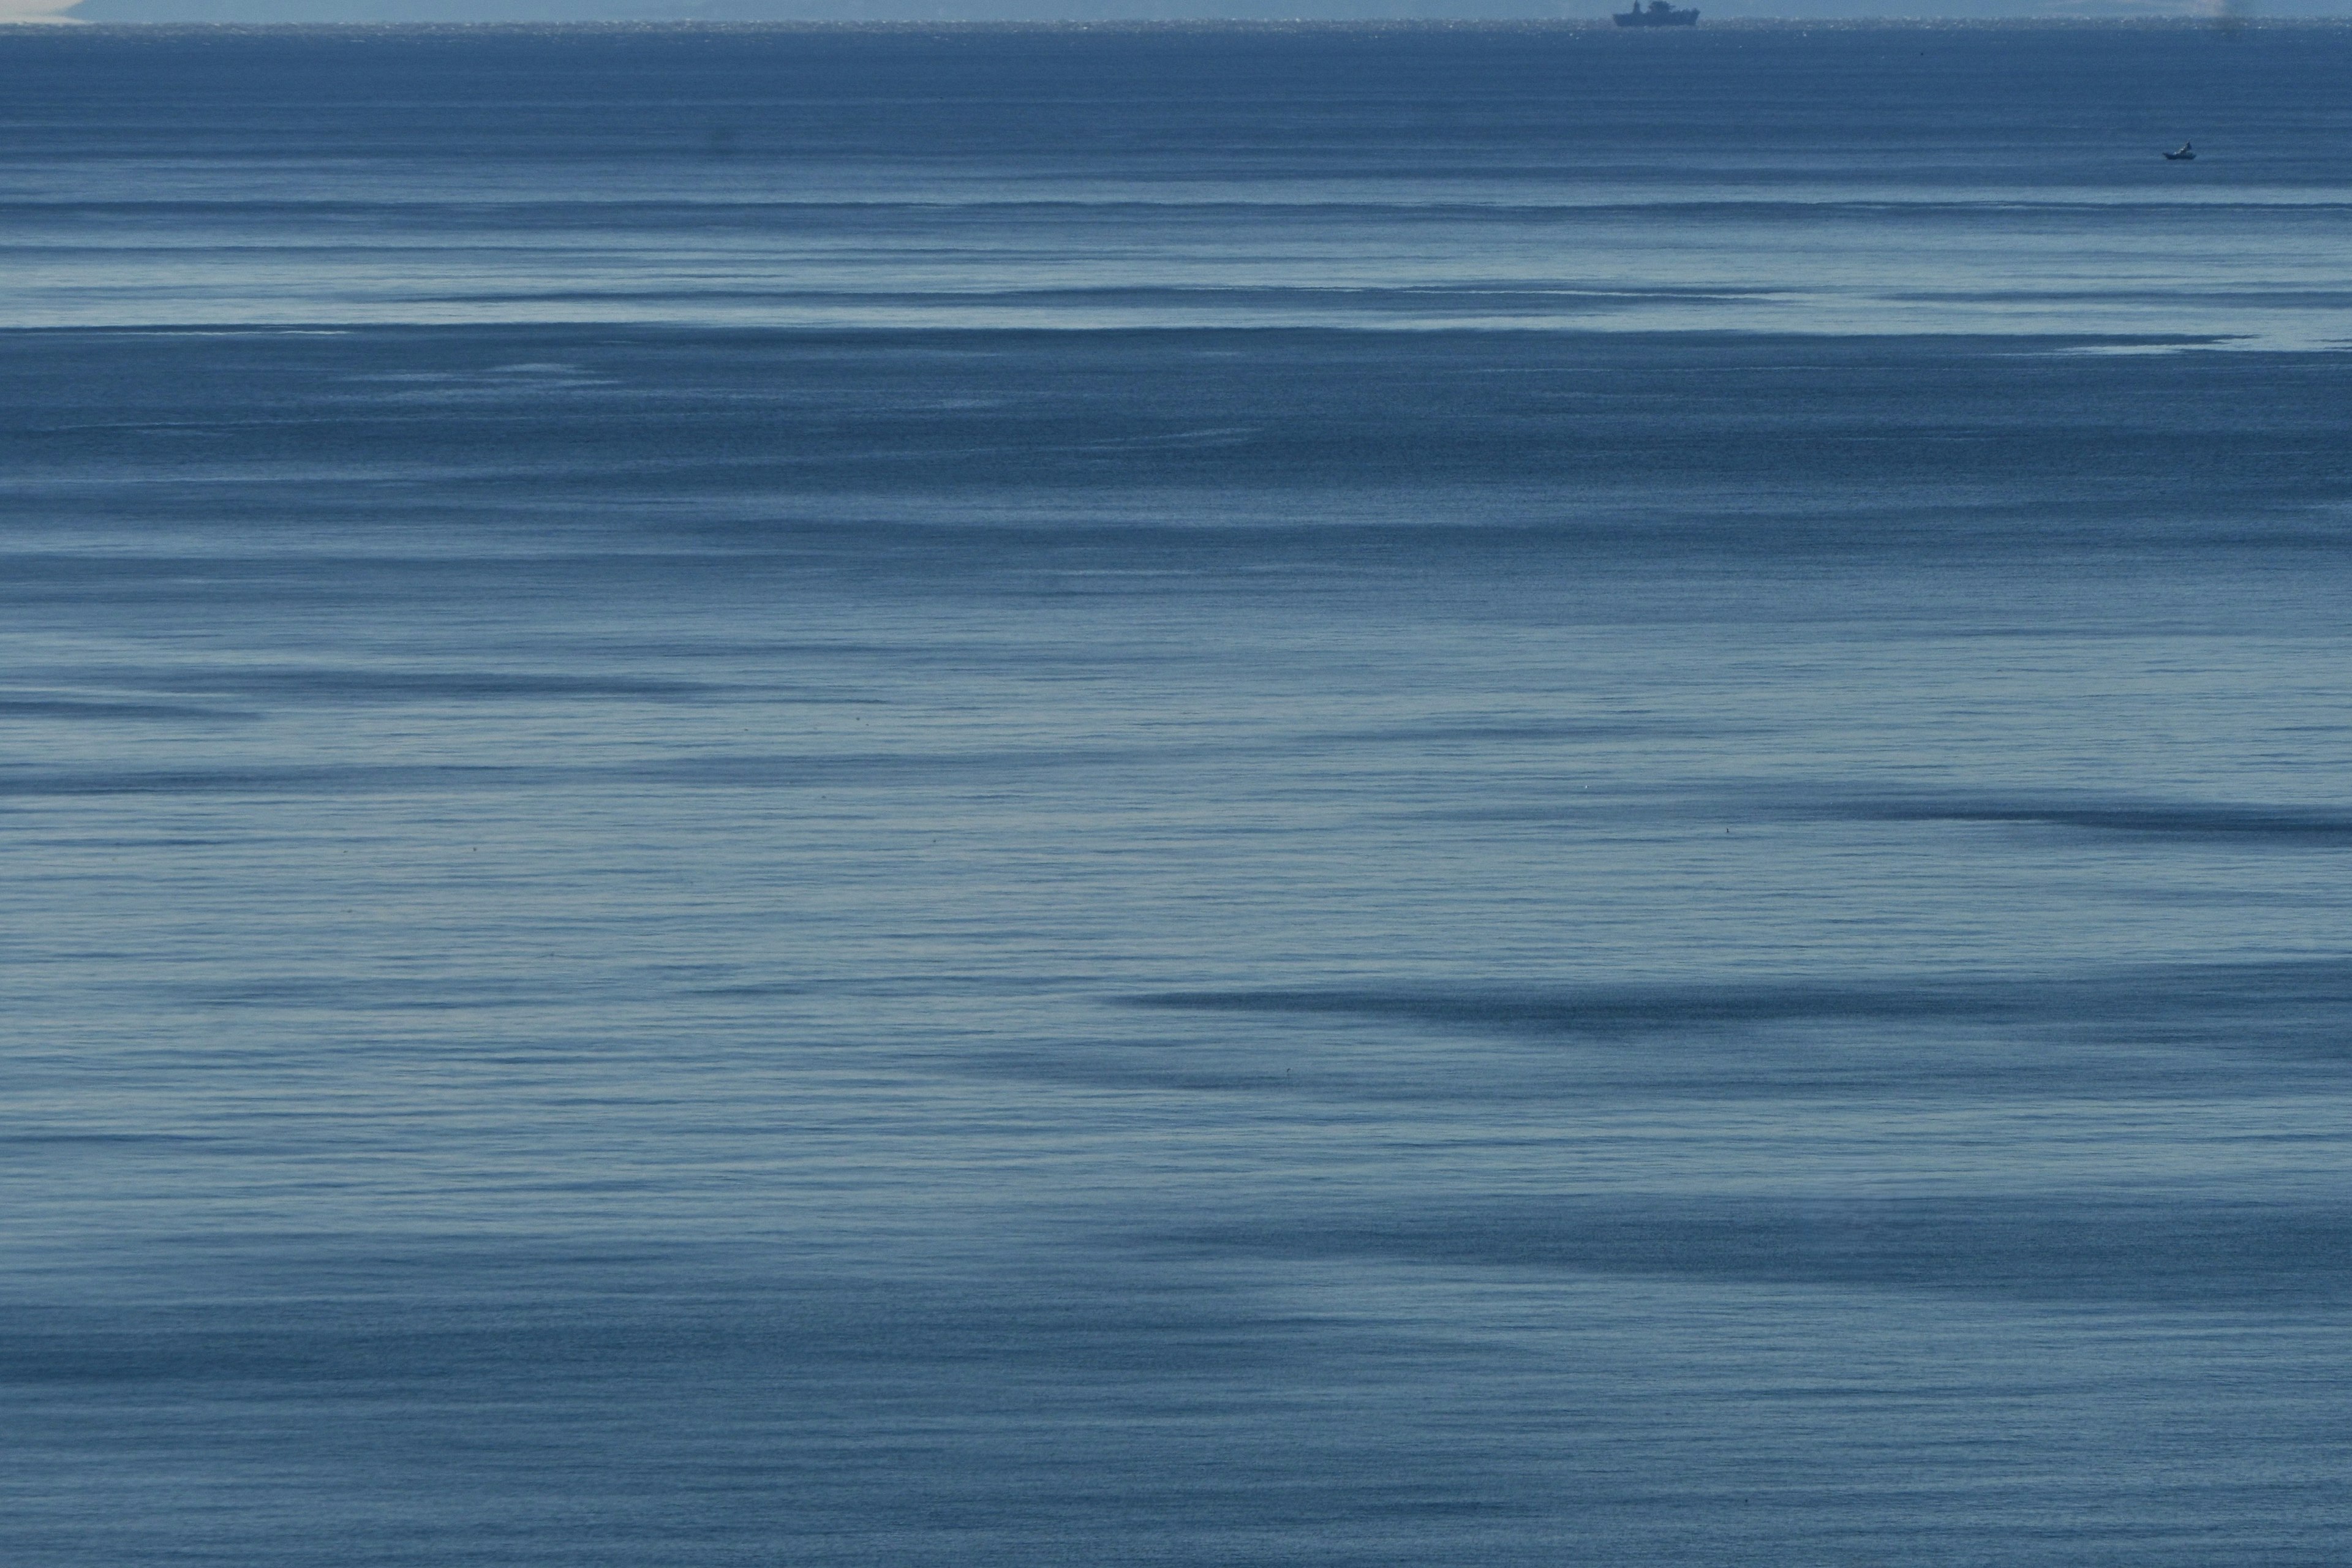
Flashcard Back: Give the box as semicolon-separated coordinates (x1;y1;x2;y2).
31;0;2352;22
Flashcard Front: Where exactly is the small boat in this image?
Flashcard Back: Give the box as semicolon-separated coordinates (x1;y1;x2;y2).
2165;141;2196;161
1615;1;1700;24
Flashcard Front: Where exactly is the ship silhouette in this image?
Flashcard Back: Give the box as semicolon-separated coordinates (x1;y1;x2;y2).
1616;1;1700;24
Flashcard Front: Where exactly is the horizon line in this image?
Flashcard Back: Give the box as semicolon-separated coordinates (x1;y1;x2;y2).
15;13;2352;24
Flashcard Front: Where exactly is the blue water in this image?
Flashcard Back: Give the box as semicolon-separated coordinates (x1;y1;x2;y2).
5;23;2352;1566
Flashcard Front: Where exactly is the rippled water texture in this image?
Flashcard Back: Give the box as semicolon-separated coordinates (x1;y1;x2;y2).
4;23;2351;1567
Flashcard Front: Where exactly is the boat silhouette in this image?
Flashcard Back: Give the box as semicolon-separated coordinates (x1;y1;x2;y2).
2165;141;2196;161
1615;1;1700;24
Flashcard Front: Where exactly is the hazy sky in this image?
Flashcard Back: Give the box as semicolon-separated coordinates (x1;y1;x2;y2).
13;0;2336;26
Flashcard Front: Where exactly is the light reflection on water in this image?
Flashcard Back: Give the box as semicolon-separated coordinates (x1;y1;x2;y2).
4;23;2352;1568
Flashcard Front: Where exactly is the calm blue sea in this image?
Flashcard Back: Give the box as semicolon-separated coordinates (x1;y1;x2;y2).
4;21;2351;1566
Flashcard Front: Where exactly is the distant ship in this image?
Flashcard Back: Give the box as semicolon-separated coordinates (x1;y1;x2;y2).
1616;1;1699;23
2165;141;2196;162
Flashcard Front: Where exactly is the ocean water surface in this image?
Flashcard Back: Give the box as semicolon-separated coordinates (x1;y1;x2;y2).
4;22;2351;1566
